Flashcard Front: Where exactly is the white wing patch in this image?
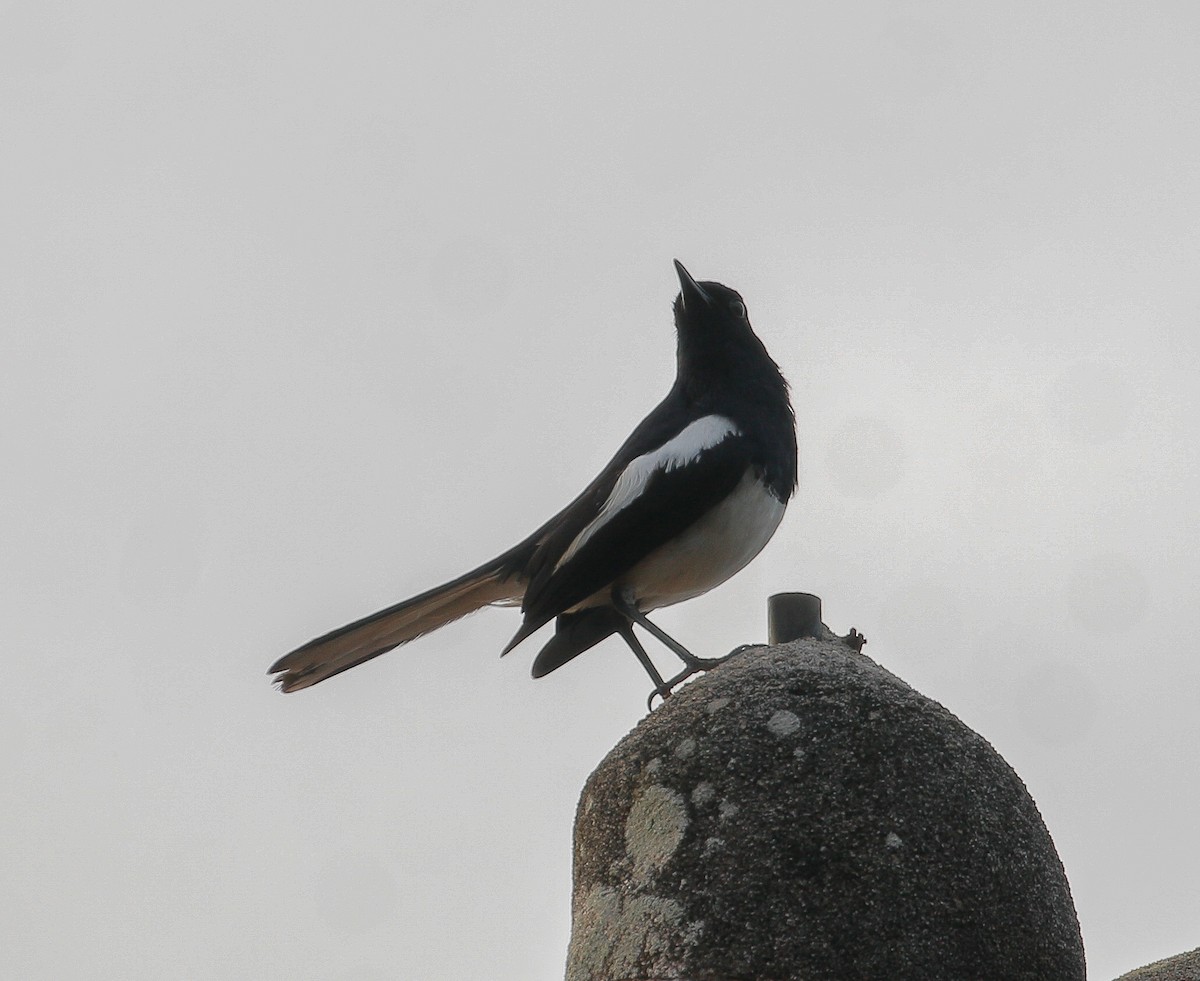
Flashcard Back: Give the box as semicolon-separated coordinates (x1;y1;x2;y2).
557;414;741;569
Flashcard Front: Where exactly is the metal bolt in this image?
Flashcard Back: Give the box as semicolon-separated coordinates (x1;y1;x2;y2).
768;592;823;644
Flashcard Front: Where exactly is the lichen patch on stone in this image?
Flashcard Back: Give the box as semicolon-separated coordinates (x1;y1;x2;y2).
625;785;689;880
674;737;697;759
566;884;688;981
767;709;802;737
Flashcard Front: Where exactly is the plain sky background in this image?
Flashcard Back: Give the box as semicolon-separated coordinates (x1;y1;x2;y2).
4;1;1198;979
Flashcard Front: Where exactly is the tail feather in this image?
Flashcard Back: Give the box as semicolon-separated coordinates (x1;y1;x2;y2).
529;608;624;678
270;558;525;692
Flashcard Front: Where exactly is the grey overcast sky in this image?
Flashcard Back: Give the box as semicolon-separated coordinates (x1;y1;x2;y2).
3;2;1198;979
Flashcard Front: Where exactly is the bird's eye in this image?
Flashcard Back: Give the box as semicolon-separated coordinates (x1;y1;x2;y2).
730;301;746;319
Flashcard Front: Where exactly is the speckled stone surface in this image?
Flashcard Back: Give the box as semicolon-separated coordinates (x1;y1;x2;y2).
1116;947;1200;981
565;637;1085;981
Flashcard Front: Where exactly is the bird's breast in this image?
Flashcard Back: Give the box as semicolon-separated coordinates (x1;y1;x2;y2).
615;469;786;611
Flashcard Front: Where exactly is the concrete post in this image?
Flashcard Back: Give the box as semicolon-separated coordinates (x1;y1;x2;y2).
565;602;1085;981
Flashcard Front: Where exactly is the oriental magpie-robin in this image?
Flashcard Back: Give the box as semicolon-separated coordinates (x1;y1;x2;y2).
270;261;798;702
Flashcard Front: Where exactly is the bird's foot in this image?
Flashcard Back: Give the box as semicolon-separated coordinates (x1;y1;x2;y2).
645;648;749;710
646;663;701;710
677;642;760;671
675;651;727;671
646;681;675;711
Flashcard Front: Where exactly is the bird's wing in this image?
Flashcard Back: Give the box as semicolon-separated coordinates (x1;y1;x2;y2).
504;412;752;649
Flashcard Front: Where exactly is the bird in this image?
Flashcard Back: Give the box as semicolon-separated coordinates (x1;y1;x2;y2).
269;260;798;703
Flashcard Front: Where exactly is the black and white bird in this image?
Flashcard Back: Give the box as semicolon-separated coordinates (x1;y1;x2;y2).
270;261;798;702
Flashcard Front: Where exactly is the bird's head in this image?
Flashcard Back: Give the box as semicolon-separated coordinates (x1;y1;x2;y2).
672;259;752;335
670;259;790;412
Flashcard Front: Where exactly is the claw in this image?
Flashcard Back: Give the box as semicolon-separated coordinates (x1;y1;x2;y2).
645;660;716;709
673;651;725;671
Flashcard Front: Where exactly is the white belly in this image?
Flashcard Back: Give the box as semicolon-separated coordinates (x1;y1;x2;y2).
613;469;786;611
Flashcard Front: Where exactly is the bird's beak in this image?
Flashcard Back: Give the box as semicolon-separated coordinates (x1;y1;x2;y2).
674;260;711;312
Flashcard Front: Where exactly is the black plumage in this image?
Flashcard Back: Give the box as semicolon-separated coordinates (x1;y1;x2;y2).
270;261;797;700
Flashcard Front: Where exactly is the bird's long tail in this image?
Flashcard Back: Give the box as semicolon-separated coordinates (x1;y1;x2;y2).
269;555;527;692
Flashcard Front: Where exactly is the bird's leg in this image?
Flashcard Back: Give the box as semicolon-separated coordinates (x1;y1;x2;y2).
611;591;725;670
614;622;675;709
610;590;737;707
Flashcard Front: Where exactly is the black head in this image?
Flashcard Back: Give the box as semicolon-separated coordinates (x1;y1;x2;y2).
671;260;770;378
672;259;751;331
669;259;797;498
